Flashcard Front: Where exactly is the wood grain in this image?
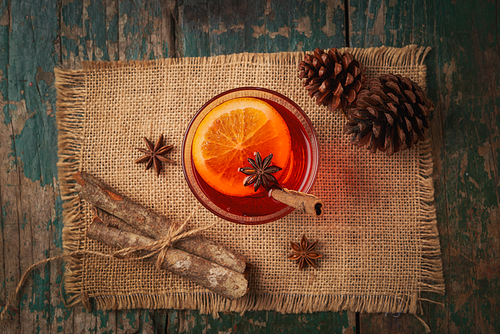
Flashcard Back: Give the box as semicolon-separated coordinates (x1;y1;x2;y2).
0;0;498;332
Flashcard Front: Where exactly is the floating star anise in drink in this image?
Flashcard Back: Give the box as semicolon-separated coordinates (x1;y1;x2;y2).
239;152;282;192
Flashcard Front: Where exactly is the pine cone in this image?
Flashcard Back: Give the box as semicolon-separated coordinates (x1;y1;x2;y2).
344;73;434;156
298;48;363;112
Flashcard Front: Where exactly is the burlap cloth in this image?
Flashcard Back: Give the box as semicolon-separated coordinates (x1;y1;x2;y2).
56;45;444;316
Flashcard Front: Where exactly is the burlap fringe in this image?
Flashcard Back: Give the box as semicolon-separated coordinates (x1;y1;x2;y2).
91;291;414;318
415;138;446;302
81;44;430;79
345;45;431;70
58;46;444;317
55;67;87;308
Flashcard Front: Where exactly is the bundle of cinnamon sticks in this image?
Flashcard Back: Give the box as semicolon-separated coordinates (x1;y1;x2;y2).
74;171;251;300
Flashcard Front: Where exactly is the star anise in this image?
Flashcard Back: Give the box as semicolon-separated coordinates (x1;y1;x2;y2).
288;234;323;270
135;134;174;176
239;152;282;192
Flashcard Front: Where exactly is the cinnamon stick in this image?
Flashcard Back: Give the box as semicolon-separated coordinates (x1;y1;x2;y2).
271;188;324;217
86;221;248;300
95;208;144;235
74;171;247;274
95;207;249;275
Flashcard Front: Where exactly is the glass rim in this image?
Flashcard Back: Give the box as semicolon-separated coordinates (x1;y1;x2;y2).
182;87;319;224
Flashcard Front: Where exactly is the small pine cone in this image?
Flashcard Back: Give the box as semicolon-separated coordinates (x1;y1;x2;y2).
298;48;363;112
344;73;434;156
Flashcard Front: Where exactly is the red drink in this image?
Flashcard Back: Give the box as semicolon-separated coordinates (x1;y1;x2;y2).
183;88;319;224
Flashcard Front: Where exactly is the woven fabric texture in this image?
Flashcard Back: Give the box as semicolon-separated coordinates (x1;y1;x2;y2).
56;45;444;315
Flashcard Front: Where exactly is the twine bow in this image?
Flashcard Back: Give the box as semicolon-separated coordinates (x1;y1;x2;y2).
111;204;215;269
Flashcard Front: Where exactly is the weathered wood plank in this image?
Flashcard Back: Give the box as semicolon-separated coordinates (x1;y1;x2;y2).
119;0;167;60
197;310;233;333
206;0;255;56
349;0;500;333
83;0;109;62
0;1;62;333
264;0;291;53
234;311;356;333
349;0;415;47
0;1;21;331
9;1;499;333
61;0;86;67
289;0;346;51
94;309;116;334
136;309;167;334
0;1;8;328
150;309;169;333
149;0;169;60
178;0;210;57
166;310;179;334
429;1;500;332
180;0;347;57
171;310;356;333
116;309;140;333
61;0;116;64
105;0;119;62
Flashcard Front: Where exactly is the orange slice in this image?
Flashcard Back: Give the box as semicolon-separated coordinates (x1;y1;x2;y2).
192;97;291;197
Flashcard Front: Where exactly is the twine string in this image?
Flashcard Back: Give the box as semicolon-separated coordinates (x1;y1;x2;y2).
112;203;215;270
0;204;210;322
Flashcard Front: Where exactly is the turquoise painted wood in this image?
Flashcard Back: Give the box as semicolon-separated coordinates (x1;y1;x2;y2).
0;0;498;333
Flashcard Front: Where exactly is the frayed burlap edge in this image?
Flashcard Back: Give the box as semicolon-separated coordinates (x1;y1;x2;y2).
55;67;87;308
81;44;431;74
56;45;444;316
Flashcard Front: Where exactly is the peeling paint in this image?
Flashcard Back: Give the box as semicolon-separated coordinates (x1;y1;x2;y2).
230;23;244;31
320;0;342;37
371;1;386;44
35;67;54;86
264;0;274;20
1;99;29;134
459;151;468;178
295;41;304;52
468;176;480;189
212;22;228;35
1;201;8;221
247;318;266;327
29;268;50;316
253;24;290;39
365;7;375;20
269;26;290;39
443;59;457;111
294;16;312;38
478;139;500;180
251;24;267;38
0;4;7;27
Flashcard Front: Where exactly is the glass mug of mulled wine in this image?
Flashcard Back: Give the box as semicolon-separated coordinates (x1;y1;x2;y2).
182;87;319;224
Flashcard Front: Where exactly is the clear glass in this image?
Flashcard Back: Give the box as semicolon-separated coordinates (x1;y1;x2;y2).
182;87;319;224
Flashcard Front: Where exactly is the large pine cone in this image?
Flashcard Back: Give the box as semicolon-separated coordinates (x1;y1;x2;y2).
344;73;434;156
298;48;363;112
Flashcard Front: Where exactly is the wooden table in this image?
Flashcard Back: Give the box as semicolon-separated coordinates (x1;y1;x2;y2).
1;0;498;333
